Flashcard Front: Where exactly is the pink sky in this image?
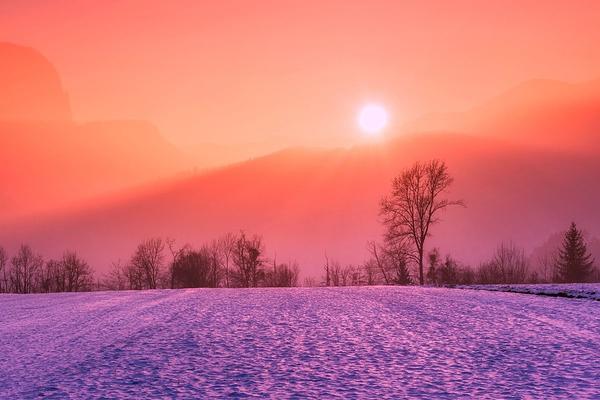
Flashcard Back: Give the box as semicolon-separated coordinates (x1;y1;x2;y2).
2;1;600;150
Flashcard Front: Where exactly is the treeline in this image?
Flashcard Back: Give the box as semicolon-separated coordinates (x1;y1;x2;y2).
0;224;597;295
0;245;93;294
316;222;599;288
363;159;599;287
0;231;300;294
1;159;598;294
104;232;299;290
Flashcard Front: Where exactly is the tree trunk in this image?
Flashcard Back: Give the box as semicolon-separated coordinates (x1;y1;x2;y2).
418;247;424;285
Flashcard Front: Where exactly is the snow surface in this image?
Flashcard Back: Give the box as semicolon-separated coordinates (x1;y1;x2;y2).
458;283;600;301
1;287;599;398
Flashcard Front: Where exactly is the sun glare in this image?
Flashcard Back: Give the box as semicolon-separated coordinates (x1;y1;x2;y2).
358;104;388;135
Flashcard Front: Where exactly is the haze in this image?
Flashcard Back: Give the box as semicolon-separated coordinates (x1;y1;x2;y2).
1;1;600;278
2;1;600;152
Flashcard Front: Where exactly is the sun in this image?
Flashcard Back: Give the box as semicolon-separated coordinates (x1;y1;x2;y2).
358;104;388;135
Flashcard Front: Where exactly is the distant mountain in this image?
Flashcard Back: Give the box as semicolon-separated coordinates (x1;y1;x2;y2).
0;43;193;218
404;78;600;151
0;119;193;218
181;140;287;170
0;42;71;121
2;42;600;277
2;131;599;278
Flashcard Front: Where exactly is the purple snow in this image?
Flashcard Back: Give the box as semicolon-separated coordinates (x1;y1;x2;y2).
1;287;599;398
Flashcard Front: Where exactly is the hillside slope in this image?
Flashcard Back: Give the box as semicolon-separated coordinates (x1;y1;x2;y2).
0;43;193;218
405;78;600;150
3;132;599;276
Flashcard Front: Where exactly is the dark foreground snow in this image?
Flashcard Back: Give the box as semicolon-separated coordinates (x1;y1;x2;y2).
458;283;600;301
1;287;599;399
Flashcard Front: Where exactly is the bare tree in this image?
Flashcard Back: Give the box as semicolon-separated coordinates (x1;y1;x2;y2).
62;251;93;292
340;264;352;286
103;260;128;291
265;258;300;287
367;241;412;285
49;259;66;292
166;238;190;289
10;244;43;294
131;238;165;289
367;241;390;284
537;252;556;283
0;246;7;293
386;247;412;285
323;254;331;287
232;232;265;288
218;233;237;288
38;259;60;293
362;259;378;285
478;242;529;284
329;260;342;286
124;262;145;290
380;160;464;285
208;240;223;288
303;276;317;287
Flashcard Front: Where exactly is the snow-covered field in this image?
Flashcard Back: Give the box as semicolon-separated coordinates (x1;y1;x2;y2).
458;283;600;301
1;287;599;399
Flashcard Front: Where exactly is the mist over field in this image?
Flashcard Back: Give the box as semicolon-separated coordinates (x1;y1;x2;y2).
2;42;600;277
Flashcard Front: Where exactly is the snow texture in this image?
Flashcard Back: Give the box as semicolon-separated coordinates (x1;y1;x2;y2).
1;287;599;399
458;283;600;301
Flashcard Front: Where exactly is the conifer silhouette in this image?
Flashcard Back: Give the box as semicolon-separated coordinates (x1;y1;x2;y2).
555;223;594;283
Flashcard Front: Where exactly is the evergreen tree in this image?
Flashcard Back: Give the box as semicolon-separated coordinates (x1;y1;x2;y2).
555;222;594;283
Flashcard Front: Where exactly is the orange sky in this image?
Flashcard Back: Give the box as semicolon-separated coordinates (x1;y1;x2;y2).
2;1;600;150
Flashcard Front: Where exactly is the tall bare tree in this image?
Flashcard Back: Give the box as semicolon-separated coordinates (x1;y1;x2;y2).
0;246;7;293
329;260;342;286
103;260;128;291
218;233;237;288
265;258;300;287
380;160;463;285
478;242;530;284
362;259;378;285
208;240;223;288
232;232;265;288
323;254;331;287
131;238;165;289
62;251;93;292
166;238;190;289
37;259;59;293
367;241;390;284
10;244;43;294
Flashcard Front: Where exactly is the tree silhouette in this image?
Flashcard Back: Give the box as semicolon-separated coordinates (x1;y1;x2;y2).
555;222;594;283
10;244;43;294
131;238;165;289
232;232;265;287
380;160;464;285
0;246;7;293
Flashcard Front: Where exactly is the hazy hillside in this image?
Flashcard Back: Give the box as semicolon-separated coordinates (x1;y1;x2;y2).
404;78;600;151
0;120;194;218
0;43;193;218
2;42;600;277
0;42;71;122
3;131;599;277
